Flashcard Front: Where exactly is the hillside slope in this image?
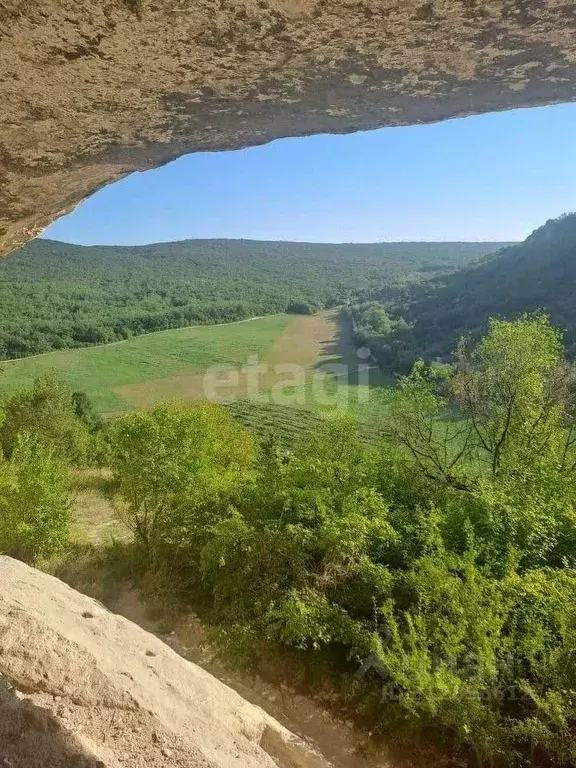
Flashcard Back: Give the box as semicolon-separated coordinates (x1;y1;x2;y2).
0;238;510;359
0;556;330;768
388;214;576;362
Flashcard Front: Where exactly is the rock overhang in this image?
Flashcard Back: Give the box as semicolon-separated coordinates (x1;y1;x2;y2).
1;0;576;255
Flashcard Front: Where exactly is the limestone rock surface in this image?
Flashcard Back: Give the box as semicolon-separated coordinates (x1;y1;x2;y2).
0;556;330;768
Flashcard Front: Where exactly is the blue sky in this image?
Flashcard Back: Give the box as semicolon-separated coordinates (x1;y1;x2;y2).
43;102;576;245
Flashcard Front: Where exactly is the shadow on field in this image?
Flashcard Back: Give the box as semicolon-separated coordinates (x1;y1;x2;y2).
313;312;391;388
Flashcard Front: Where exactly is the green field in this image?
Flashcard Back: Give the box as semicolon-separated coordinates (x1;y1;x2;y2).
227;399;327;446
0;315;291;412
227;394;392;447
0;311;396;443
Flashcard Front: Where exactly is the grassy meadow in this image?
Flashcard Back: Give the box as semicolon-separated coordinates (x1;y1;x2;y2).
35;309;394;546
0;315;291;412
0;311;395;424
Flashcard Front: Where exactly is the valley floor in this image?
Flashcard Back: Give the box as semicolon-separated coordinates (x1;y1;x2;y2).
0;310;396;438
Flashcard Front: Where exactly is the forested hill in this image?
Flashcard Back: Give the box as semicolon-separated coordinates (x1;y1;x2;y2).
0;237;508;360
383;213;576;365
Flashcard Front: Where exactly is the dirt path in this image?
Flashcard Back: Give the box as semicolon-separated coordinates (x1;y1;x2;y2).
107;587;391;768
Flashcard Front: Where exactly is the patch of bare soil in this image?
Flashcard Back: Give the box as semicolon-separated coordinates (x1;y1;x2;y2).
113;370;209;409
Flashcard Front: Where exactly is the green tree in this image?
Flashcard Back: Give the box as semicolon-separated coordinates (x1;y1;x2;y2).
453;314;567;479
387;315;575;488
385;360;473;488
0;433;71;561
72;390;104;433
110;401;256;556
0;373;89;462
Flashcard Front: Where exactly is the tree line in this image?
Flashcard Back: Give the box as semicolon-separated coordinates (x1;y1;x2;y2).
0;238;506;359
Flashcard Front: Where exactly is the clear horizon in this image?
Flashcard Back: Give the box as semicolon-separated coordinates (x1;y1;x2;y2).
42;235;517;246
42;102;576;246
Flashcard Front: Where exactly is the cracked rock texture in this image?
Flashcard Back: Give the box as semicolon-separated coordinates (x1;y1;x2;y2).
1;0;576;255
0;556;330;768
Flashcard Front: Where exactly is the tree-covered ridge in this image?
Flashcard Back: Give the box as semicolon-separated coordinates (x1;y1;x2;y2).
0;238;509;359
353;213;576;372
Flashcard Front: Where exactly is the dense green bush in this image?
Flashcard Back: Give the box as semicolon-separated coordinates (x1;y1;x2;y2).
110;401;257;559
0;375;98;561
202;417;393;649
0;433;71;561
350;301;413;373
0;373;90;463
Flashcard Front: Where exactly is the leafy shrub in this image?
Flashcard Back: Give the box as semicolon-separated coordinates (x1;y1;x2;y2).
110;401;256;560
72;390;104;433
0;373;89;463
0;433;71;561
287;301;318;315
201;417;394;652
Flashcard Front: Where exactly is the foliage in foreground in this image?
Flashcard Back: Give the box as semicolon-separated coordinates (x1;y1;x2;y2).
110;401;257;557
109;315;576;767
0;433;71;561
0;374;106;561
0;373;90;462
